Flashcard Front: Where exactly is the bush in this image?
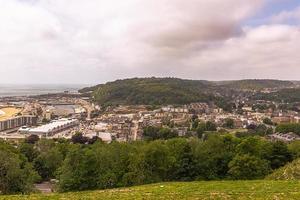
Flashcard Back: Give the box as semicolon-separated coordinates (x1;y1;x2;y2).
228;154;270;180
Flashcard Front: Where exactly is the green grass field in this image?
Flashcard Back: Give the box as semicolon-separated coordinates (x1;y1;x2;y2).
2;181;300;200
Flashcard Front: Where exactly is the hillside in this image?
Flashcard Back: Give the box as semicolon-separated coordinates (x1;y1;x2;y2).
217;79;295;91
80;78;296;106
253;88;300;103
80;78;218;106
3;181;300;199
266;159;300;180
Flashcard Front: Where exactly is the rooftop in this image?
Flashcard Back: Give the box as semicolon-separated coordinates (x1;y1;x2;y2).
28;118;78;133
0;107;22;121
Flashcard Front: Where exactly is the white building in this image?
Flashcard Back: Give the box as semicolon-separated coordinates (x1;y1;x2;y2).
22;118;79;137
85;132;112;143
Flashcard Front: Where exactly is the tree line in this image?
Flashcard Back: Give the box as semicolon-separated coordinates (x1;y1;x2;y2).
1;131;300;194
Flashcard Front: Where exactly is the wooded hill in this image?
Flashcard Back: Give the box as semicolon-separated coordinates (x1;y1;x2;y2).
80;78;298;106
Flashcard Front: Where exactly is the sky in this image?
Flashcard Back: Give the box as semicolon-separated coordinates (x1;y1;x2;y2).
0;0;300;84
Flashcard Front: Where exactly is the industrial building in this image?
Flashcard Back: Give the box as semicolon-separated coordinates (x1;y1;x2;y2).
21;118;79;137
0;116;37;131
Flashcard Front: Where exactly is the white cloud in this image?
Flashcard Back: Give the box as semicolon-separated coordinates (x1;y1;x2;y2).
2;0;299;83
270;6;300;23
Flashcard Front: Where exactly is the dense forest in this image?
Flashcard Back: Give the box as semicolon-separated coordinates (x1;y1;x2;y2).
2;131;300;194
81;78;218;106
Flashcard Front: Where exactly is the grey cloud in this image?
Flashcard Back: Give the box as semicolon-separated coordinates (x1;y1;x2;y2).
2;0;299;84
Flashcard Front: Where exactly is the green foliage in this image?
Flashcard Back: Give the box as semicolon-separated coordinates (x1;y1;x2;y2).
21;139;70;182
58;145;98;191
236;124;273;138
90;78;217;106
276;123;300;135
126;141;175;185
221;79;294;91
71;132;89;144
143;126;178;141
268;141;292;169
252;104;275;112
0;141;39;194
192;121;217;139
193;135;238;180
191;119;199;130
33;148;63;181
196;123;206;138
223;118;235;129
263;118;274;126
288;140;300;159
2;133;297;194
80;78;298;107
266;159;300;180
19;143;39;162
254;88;300;103
205;121;217;131
25;135;40;144
165;139;196;181
228;154;270;180
58;142;134;192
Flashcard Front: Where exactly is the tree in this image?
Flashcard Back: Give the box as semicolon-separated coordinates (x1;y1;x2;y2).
236;137;271;158
0;142;39;194
205;121;217;131
25;134;39;144
88;136;101;144
143;126;177;141
71;132;89;144
143;126;160;140
255;124;271;136
193;135;237;180
223;118;235;129
166;138;196;181
196;123;206;139
19;143;39;162
276;123;300;135
191;119;199;130
247;124;257;130
158;128;178;140
288;140;300;159
123;141;175;186
33;148;64;180
263;118;274;126
269;141;292;169
228;154;270;180
58;146;98;192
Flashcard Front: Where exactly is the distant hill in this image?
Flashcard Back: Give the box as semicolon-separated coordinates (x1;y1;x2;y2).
266;159;300;180
216;79;295;91
3;181;300;199
80;78;298;106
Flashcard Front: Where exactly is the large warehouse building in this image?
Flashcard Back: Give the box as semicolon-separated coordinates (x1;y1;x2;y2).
22;118;79;137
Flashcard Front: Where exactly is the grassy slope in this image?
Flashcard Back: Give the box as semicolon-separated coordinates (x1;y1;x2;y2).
3;181;300;200
266;159;300;180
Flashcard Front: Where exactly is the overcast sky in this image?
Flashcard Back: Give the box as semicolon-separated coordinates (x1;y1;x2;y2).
0;0;300;84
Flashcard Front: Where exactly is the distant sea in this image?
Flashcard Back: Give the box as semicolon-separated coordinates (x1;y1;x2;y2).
0;84;88;97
